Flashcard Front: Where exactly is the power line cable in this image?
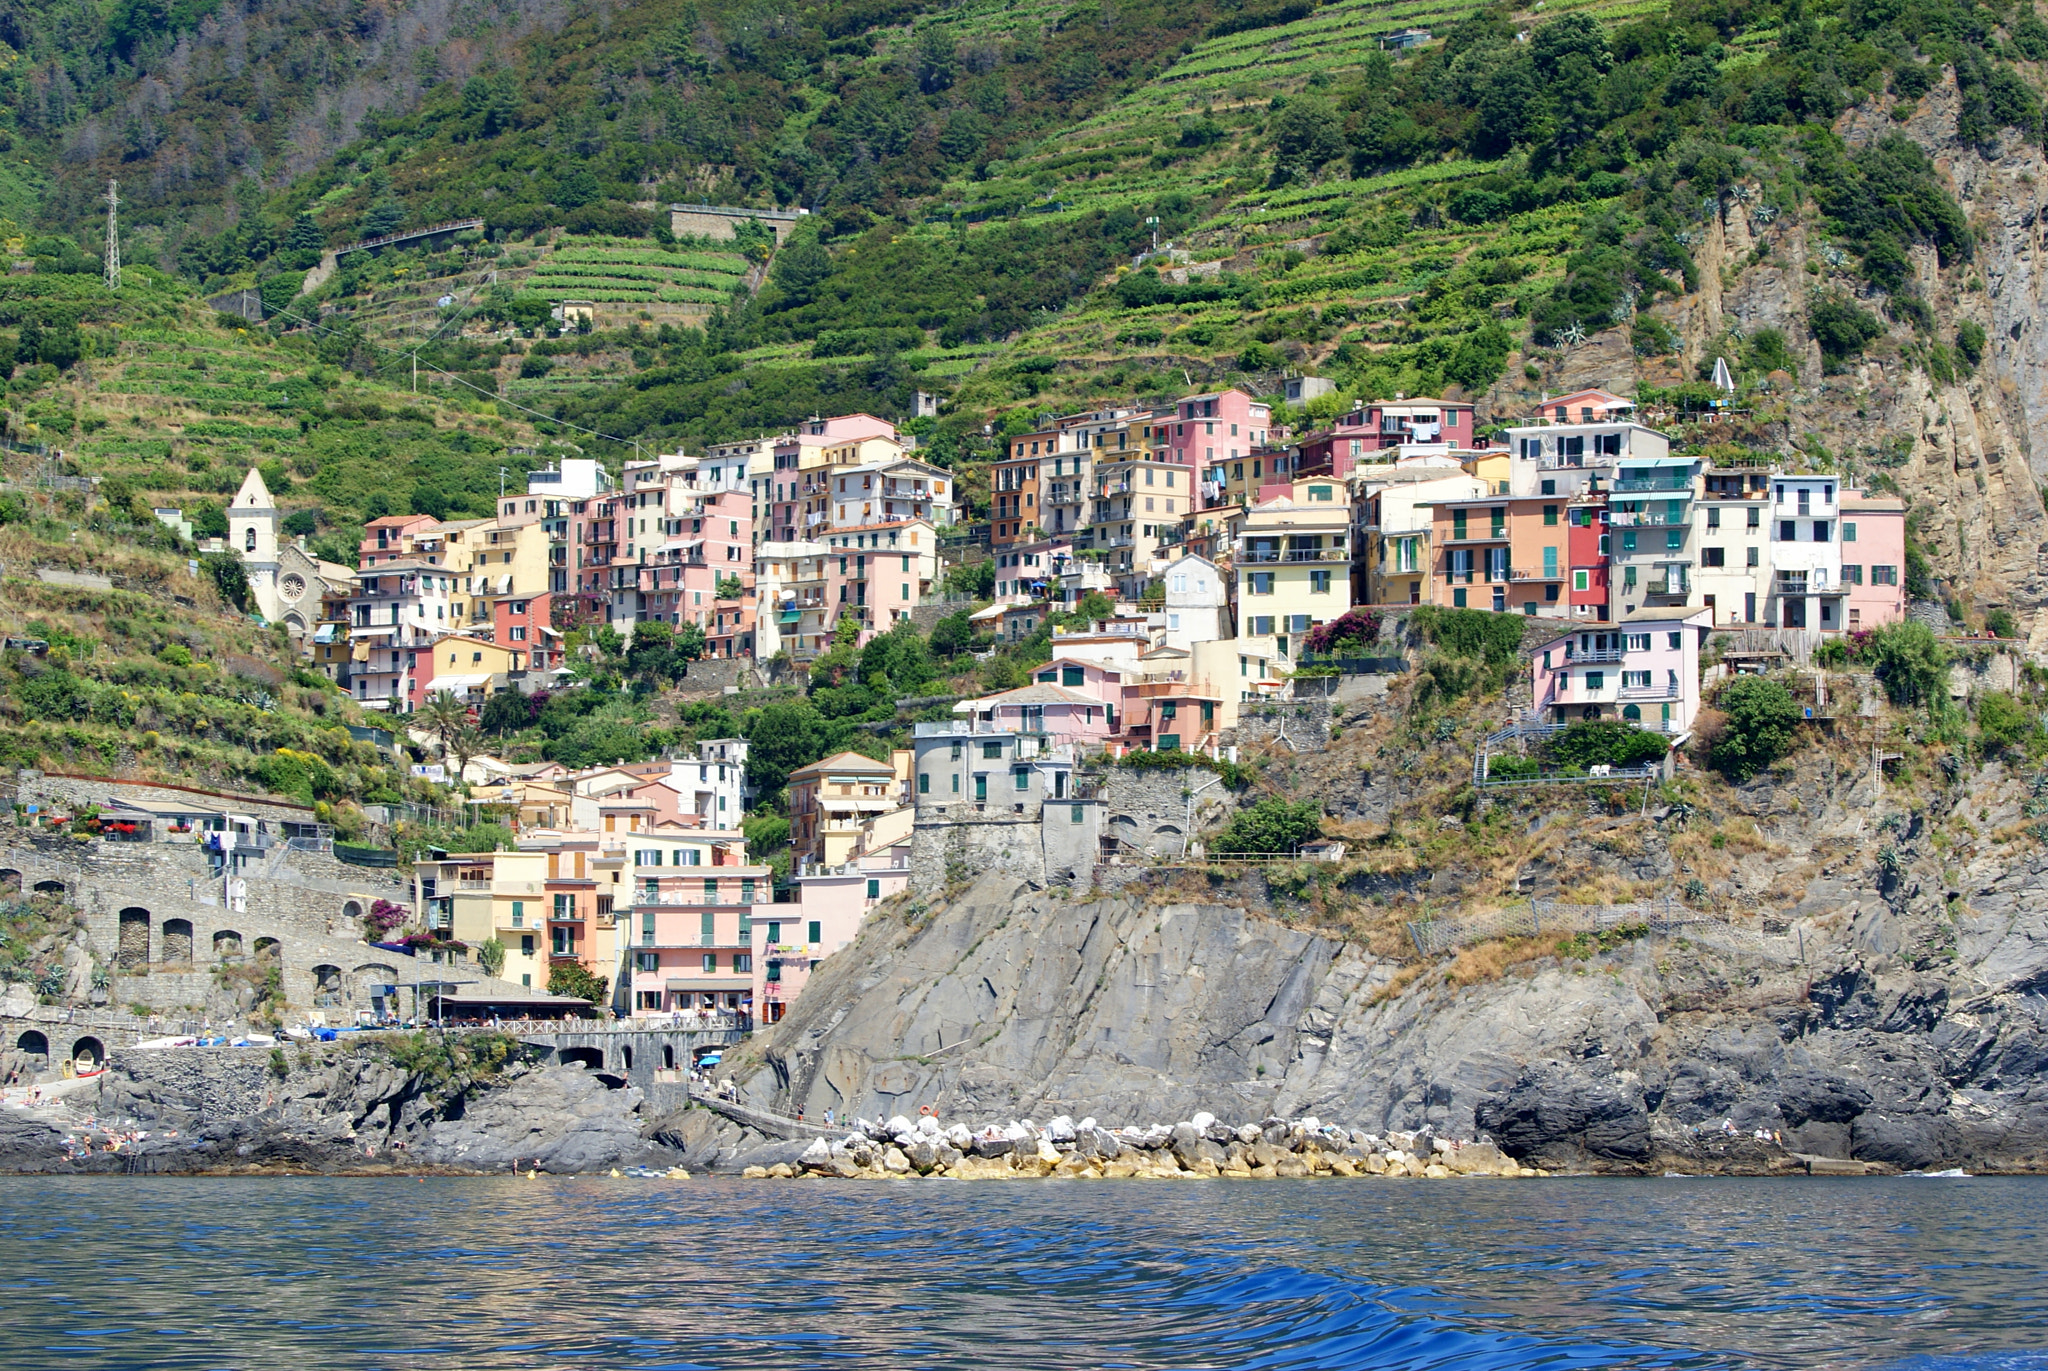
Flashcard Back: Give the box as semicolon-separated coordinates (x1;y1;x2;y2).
260;297;645;450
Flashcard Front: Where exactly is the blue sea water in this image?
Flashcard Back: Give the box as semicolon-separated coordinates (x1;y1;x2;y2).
0;1174;2041;1369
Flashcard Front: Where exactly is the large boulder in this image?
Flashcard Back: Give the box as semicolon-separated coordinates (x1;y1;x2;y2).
1475;1060;1653;1167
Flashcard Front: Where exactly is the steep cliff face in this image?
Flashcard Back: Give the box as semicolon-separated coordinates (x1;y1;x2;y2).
738;757;2048;1173
1490;73;2048;642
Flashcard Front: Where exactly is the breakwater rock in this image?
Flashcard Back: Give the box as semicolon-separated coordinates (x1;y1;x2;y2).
738;1110;1545;1180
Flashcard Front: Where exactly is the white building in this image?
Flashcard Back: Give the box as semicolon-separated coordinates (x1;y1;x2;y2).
1766;474;1846;633
1159;553;1230;651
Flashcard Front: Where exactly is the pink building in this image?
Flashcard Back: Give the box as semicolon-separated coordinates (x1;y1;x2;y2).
1530;608;1712;734
358;514;441;569
1030;654;1140;731
754;847;909;1023
958;682;1115;746
640;487;754;651
1840;493;1907;634
818;518;937;643
1169;388;1273;490
624;837;772;1018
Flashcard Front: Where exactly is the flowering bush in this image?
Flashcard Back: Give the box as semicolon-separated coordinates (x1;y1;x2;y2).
364;899;408;938
1302;609;1382;656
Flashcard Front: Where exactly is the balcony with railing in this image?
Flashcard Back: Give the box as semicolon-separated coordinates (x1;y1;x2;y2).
1560;646;1627;664
1645;576;1692;598
1443;523;1509;543
1607;505;1691;527
1613;473;1693;494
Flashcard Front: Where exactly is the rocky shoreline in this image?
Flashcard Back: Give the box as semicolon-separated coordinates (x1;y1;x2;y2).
739;1111;1545;1180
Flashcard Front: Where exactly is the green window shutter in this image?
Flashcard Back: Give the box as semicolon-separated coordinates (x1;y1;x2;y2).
700;911;714;942
809;920;822;942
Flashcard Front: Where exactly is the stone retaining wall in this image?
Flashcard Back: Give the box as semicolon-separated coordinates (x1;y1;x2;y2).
1233;696;1333;752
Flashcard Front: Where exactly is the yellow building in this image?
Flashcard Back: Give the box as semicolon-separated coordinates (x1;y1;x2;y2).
787;751;904;870
417;850;552;990
425;634;525;701
1234;478;1352;662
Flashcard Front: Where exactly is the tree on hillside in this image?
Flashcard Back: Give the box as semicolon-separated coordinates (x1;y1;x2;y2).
1213;797;1323;857
1868;620;1950;713
745;699;831;800
1269;96;1345;184
1709;676;1802;781
481;689;536;736
1548;720;1668;771
930;608;976;659
419;692;472;763
203;553;250;611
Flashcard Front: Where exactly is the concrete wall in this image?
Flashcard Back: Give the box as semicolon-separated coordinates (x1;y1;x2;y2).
908;809;1050;897
669;206;802;243
907;765;1235;894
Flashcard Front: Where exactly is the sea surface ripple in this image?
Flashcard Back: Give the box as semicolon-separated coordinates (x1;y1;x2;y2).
0;1174;2042;1369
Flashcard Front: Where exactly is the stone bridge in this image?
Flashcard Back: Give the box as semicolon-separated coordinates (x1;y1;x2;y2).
517;1023;747;1096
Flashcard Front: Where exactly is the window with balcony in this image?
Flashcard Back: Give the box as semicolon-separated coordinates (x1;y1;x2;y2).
510;900;523;928
1622;671;1650;688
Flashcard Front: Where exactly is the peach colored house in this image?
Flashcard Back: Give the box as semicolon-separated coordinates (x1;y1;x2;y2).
1840;493;1907;633
754;846;910;1024
1531;608;1712;734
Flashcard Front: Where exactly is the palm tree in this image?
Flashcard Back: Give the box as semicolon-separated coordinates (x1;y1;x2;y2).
418;692;470;764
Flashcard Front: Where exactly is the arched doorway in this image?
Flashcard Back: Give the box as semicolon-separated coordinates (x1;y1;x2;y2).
621;1045;634;1071
311;965;343;1007
161;919;194;966
71;1037;104;1073
32;880;65;896
661;1044;676;1070
15;1031;48;1070
253;936;281;966
213;930;244;962
559;1047;603;1071
353;964;399;1017
0;869;20;894
117;908;151;969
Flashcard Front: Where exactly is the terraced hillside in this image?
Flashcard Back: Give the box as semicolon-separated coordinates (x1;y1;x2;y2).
4;267;546;563
523;240;753;308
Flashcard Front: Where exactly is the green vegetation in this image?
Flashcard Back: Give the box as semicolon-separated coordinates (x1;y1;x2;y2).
547;963;610;1006
1708;676;1802;781
1548;721;1669;771
1866;620;1952;714
1214;796;1324;856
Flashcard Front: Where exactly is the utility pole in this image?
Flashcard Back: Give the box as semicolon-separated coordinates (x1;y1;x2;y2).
104;180;120;292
